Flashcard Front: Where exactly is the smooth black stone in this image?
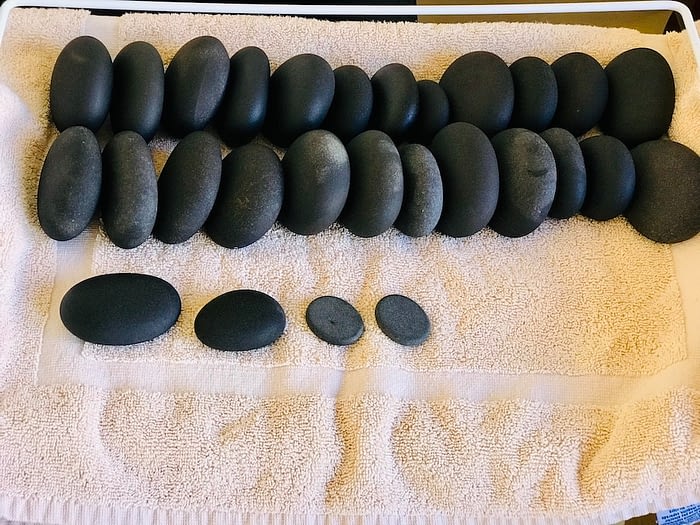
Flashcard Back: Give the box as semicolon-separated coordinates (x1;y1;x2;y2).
411;80;450;145
550;52;608;137
163;36;230;137
489;128;557;237
323;65;373;143
375;294;430;347
540;128;586;219
207;143;283;248
627;140;700;243
101;131;158;249
429;122;499;237
216;46;270;147
370;63;418;142
110;41;164;142
306;296;364;346
280;130;350;235
601;48;675;147
153;131;222;244
579;135;635;221
60;273;181;345
50;36;112;132
439;51;514;135
341;130;403;237
194;290;285;351
37;126;101;241
509;56;558;132
264;53;335;147
395;144;443;237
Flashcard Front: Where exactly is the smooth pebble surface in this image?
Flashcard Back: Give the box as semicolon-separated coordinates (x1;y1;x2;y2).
371;63;419;142
412;80;450;145
60;273;181;345
627;139;700;243
395;144;443;237
323;65;373;143
195;290;286;351
38;126;101;241
306;296;364;346
509;56;558;132
50;36;113;132
540;128;587;219
375;294;430;347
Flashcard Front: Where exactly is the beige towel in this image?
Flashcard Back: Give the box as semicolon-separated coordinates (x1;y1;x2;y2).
0;7;699;525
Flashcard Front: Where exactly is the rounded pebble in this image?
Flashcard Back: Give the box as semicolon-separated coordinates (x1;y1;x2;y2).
395;144;443;237
375;294;430;346
323;64;373;143
411;79;450;145
306;296;364;346
509;56;558;132
540;128;587;219
371;63;419;142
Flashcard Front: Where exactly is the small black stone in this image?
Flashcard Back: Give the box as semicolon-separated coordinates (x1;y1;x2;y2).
395;144;443;237
509;56;558;132
323;64;373;143
370;63;419;142
540;128;587;219
375;294;430;347
411;79;450;145
306;296;364;346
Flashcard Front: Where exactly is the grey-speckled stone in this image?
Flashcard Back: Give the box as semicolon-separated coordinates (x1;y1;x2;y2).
371;63;418;142
323;65;373;143
306;296;364;346
375;294;430;346
540;128;586;219
509;56;557;132
395;144;443;237
411;80;450;145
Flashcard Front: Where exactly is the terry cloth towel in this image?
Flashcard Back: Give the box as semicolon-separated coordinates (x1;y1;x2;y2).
0;6;699;525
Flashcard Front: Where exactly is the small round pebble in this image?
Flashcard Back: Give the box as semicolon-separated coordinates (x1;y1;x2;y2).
509;56;558;132
371;63;419;142
323;64;373;143
410;80;450;145
395;144;443;237
540;128;587;219
306;296;364;346
375;294;430;347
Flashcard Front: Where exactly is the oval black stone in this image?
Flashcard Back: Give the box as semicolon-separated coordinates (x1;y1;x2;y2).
264;53;335;147
280;130;350;235
306;296;364;346
341;130;403;238
50;36;113;132
579;135;635;221
153;131;222;244
540;128;586;219
627;140;700;243
323;64;373;143
110;41;164;142
216;46;270;147
550;52;608;137
207;143;283;248
37;126;101;241
439;51;514;135
370;63;419;142
429;122;499;237
509;56;558;132
411;79;450;145
194;290;286;351
163;36;230;137
101;131;158;249
601;48;675;147
375;294;430;347
60;273;181;345
395;143;443;237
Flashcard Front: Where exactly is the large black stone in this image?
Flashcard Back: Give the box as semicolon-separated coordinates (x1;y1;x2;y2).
509;56;558;132
395;144;443;237
323;64;373;143
540;128;586;219
375;294;430;347
306;296;364;346
370;63;419;142
411;80;450;145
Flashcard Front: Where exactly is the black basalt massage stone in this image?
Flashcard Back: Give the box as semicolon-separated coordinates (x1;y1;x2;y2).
375;294;430;347
207;143;283;248
216;46;270;147
601;48;675;147
540;128;586;219
579;135;635;221
439;51;514;135
50;36;112;132
264;53;335;147
101;131;158;249
163;36;230;137
509;56;558;132
395;144;443;237
370;63;419;142
153;131;222;244
306;296;364;346
60;273;181;345
489;128;557;238
411;80;450;145
194;290;286;351
37;126;101;241
323;65;373;143
110;41;164;142
280;130;350;235
429;122;499;237
627;140;700;244
341;130;403;238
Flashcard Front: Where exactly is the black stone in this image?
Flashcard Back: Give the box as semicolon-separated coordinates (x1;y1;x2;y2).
601;48;675;147
411;80;450;145
370;63;419;142
627;140;700;243
509;56;558;132
323;64;373;143
153;131;222;244
101;131;158;249
280;130;350;235
207;143;283;248
305;296;364;346
375;294;430;347
110;41;164;142
395;144;443;237
439;51;514;135
37;126;101;241
429;122;499;237
341;130;403;237
540;128;586;219
60;273;181;345
50;36;112;132
194;290;286;351
579;135;636;221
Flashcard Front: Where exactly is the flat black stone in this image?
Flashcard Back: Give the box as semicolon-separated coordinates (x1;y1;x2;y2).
540;128;587;219
411;80;450;145
395;144;443;237
60;273;181;345
194;290;286;351
375;294;430;347
323;64;373;143
509;56;558;132
306;296;364;346
370;63;418;142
